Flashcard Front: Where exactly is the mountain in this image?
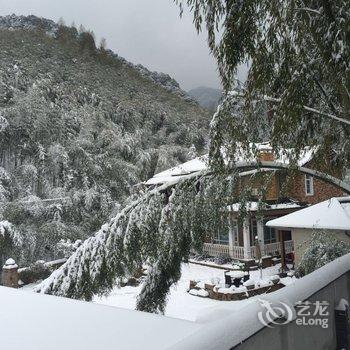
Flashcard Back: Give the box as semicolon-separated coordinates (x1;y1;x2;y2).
0;14;195;101
0;15;210;265
188;86;222;111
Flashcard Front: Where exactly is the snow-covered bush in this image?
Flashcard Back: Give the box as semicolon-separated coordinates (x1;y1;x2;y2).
2;197;45;225
0;115;9;131
296;232;350;277
0;220;24;266
19;260;51;285
0;220;22;246
56;239;82;258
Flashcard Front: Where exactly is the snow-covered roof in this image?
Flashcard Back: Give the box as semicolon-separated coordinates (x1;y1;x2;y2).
145;143;316;186
0;287;200;350
266;197;350;230
228;201;302;212
146;156;208;185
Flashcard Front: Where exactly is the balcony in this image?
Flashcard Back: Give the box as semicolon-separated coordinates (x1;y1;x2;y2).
202;240;294;260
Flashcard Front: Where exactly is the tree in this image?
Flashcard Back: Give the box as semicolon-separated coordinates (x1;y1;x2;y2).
36;2;350;313
78;28;97;53
0;21;207;268
0;220;24;267
99;38;107;52
176;0;350;174
296;232;350;276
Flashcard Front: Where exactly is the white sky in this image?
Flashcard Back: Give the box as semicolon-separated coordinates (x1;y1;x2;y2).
0;0;246;90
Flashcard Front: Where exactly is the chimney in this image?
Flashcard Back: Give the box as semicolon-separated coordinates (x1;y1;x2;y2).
258;144;274;162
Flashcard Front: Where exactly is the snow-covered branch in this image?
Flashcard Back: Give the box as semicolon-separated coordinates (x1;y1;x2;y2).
262;95;350;126
295;7;322;16
228;91;350;127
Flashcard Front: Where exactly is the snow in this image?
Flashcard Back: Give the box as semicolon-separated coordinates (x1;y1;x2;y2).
0;286;201;350
5;258;16;265
266;197;350;230
14;255;350;350
218;287;235;294
232;286;247;293
243;279;255;287
189;289;199;296
343;202;350;219
197;289;209;298
94;263;283;321
3;258;18;269
166;253;350;350
335;298;349;311
145;144;316;186
269;275;280;282
225;271;245;278
228;200;302;212
145;156;207;185
95;264;227;321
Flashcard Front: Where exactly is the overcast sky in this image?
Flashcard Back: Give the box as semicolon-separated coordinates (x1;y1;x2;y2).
0;0;246;90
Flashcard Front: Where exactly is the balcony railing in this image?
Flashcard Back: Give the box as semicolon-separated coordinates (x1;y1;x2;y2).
202;240;294;260
202;243;230;257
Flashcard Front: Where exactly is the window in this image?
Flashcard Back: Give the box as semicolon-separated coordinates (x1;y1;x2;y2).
231;220;239;246
264;219;277;244
305;174;314;196
213;230;229;245
250;219;257;244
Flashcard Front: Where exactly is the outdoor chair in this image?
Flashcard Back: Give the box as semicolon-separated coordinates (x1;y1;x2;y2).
243;273;250;283
232;278;242;287
224;271;232;287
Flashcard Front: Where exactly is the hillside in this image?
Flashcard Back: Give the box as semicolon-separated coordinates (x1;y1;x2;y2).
188;86;222;111
0;15;210;265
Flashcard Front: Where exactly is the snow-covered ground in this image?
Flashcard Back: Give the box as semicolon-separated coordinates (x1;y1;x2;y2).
21;262;291;322
94;262;284;321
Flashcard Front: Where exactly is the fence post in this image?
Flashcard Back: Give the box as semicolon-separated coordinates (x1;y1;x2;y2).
1;258;19;288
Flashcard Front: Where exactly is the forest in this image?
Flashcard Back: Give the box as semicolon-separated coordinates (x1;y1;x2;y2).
0;16;210;266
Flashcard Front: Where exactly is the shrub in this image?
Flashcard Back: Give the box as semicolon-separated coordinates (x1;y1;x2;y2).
19;261;51;285
296;231;350;277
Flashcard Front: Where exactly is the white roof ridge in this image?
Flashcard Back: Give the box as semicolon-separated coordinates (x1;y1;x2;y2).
266;196;350;230
146;144;316;185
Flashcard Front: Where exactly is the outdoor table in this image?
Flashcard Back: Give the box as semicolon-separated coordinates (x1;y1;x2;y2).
225;271;245;287
226;271;245;279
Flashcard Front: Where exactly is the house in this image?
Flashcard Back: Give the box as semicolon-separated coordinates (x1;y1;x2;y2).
266;197;350;265
145;143;347;264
